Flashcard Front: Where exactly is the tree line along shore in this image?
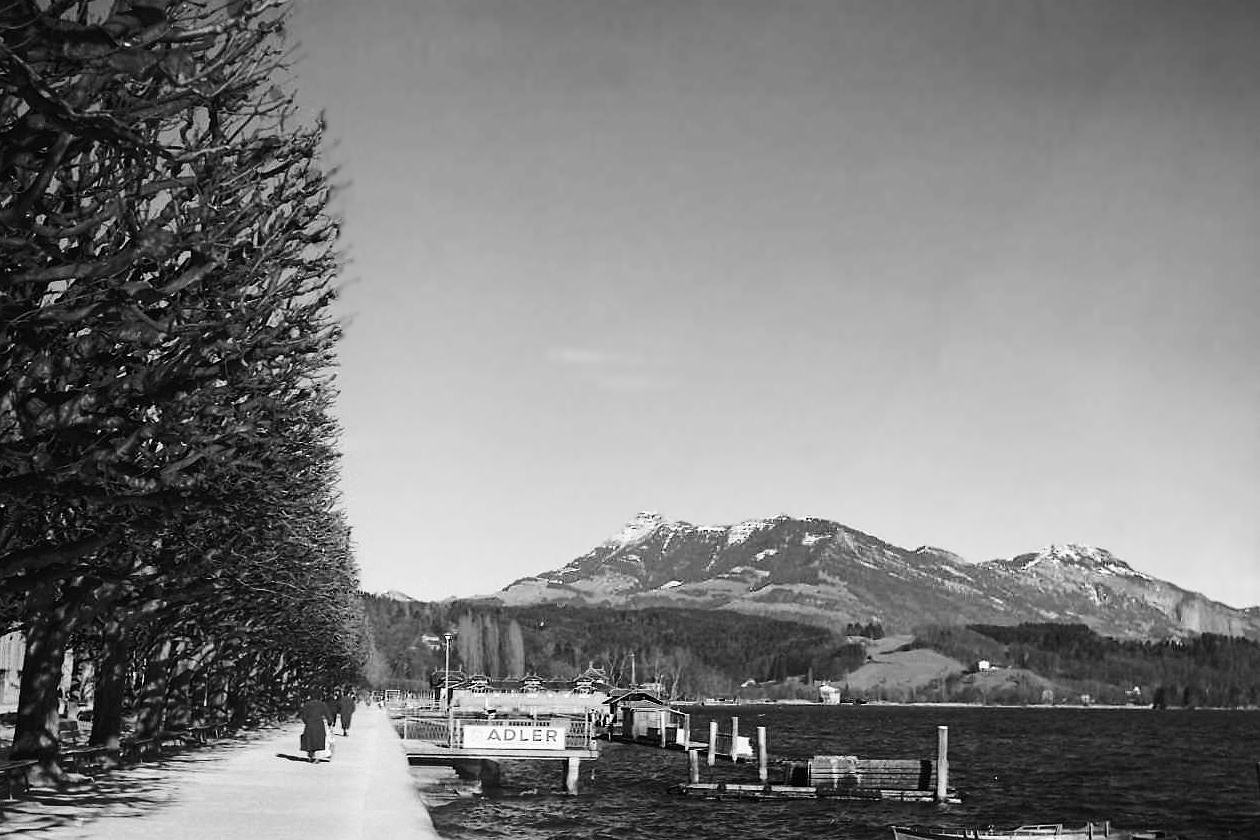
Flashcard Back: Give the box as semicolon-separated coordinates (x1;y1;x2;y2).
1;1;370;783
364;597;1260;708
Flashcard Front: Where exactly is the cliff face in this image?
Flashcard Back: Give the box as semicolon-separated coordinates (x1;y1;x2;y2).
492;512;1260;641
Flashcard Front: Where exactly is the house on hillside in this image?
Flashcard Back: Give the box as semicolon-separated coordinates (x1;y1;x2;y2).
818;683;841;705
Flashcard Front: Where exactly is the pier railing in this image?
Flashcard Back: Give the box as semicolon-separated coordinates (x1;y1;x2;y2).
400;715;595;751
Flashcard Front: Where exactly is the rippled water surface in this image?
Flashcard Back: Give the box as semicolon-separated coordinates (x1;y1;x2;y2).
413;706;1260;840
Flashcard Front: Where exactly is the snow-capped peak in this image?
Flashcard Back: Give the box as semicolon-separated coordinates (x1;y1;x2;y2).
1011;544;1146;577
1041;543;1120;565
379;589;419;602
605;511;666;547
726;518;771;546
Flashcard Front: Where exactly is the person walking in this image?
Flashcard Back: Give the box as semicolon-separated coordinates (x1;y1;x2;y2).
328;689;342;733
299;692;332;763
338;689;357;736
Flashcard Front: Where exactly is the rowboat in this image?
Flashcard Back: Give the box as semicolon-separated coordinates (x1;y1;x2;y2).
891;824;1178;840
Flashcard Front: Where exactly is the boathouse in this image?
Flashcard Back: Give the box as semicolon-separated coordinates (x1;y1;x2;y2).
606;689;690;748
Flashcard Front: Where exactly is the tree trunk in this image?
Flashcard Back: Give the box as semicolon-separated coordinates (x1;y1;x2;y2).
133;639;174;738
206;669;231;724
11;614;69;783
89;631;132;755
163;641;213;730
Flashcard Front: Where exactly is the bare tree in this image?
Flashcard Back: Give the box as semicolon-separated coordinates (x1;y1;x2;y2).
1;0;361;780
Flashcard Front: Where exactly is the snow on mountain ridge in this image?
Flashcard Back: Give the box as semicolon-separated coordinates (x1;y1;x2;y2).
606;511;665;547
490;512;1260;640
727;518;772;546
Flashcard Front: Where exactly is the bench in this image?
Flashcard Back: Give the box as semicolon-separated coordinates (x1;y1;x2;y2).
119;737;160;762
60;745;119;773
0;759;37;800
180;724;228;745
117;729;210;762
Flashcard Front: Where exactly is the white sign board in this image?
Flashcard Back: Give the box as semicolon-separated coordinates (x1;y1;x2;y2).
462;724;567;751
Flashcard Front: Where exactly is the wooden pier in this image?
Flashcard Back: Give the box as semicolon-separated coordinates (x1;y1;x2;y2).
396;712;600;794
671;724;961;804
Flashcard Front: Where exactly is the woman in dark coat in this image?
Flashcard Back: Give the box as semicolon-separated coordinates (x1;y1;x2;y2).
299;694;331;762
338;690;357;736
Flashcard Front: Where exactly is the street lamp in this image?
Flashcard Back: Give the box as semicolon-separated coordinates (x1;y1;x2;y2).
442;631;455;709
442;630;456;747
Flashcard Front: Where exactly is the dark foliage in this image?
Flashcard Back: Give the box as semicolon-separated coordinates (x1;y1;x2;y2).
362;597;867;697
1;0;366;777
914;622;1260;707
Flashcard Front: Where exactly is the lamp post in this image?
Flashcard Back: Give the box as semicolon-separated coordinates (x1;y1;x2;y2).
442;632;454;709
443;631;455;746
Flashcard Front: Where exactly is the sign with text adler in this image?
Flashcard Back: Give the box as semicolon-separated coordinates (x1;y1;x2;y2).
463;723;567;751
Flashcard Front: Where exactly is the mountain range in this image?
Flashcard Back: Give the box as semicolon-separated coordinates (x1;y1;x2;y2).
490;512;1260;641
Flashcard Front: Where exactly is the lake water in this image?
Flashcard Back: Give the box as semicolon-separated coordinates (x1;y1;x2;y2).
412;705;1260;840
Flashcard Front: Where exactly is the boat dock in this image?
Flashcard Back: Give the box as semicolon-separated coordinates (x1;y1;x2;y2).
605;690;753;762
396;712;600;794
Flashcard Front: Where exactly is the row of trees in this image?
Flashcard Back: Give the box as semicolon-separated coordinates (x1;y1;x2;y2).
361;598;870;697
1;0;368;781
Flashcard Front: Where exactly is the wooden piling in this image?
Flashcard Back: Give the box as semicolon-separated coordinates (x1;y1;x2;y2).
689;749;701;784
935;725;949;802
659;710;668;748
707;720;717;766
757;726;768;784
564;757;581;795
730;716;739;750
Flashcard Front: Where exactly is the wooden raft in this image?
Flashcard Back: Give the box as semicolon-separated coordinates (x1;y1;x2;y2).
671;755;960;803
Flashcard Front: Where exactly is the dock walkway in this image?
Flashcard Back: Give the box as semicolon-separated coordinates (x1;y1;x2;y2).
0;706;439;839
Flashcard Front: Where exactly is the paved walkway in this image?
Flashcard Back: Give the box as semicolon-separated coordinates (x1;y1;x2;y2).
0;707;440;839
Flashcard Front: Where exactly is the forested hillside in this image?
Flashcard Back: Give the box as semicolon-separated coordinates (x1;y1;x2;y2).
364;596;1260;707
912;623;1260;707
362;596;866;697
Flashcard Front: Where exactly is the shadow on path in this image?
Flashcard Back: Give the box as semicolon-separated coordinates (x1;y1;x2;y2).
0;727;286;837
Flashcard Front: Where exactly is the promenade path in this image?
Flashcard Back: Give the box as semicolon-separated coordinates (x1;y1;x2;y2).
0;706;440;839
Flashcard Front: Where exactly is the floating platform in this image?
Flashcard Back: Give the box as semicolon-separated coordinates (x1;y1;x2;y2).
669;781;961;803
672;726;962;804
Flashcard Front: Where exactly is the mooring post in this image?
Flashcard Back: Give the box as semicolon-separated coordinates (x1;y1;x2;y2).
564;757;581;795
689;749;701;784
935;725;949;802
730;716;739;761
708;720;717;766
659;709;668;748
757;726;768;784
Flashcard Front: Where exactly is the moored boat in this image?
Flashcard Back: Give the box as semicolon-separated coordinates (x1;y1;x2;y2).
891;823;1178;840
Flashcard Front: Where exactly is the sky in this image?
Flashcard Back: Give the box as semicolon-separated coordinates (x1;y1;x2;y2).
288;0;1260;608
